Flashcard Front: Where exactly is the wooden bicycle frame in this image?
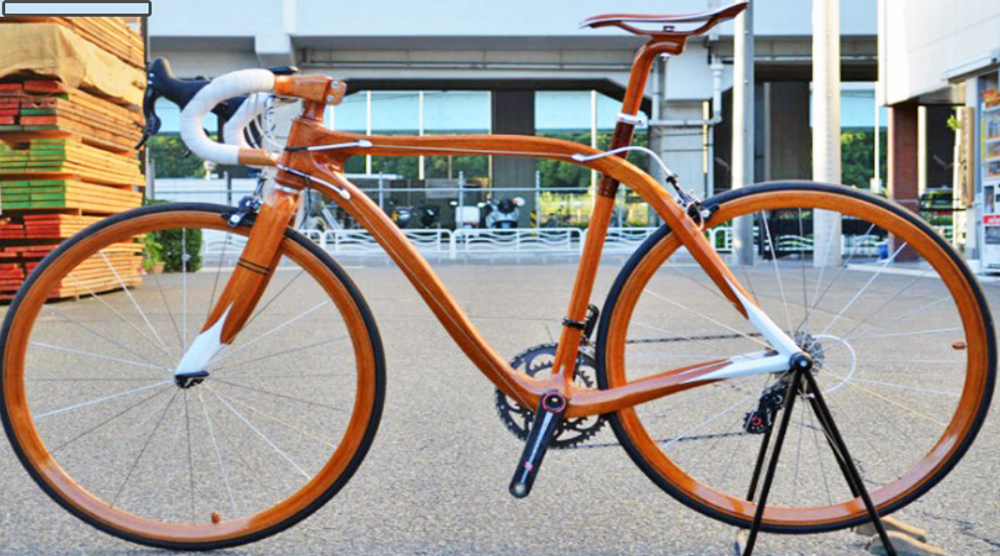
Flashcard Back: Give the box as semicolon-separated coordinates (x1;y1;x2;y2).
193;33;798;419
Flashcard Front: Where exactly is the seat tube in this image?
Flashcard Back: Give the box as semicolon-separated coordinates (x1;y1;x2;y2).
550;43;663;390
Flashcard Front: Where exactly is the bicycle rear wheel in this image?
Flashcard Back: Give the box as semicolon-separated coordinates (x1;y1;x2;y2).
1;203;385;550
596;182;995;533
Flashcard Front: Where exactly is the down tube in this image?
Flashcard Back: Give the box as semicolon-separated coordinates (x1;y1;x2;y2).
315;170;547;408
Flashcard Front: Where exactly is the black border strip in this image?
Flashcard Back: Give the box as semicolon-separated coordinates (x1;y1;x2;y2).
2;0;152;17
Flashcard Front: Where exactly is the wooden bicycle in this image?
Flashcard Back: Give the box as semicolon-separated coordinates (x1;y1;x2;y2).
1;3;994;552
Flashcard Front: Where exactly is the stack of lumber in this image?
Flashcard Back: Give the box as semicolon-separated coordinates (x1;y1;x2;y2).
0;17;144;69
0;81;143;152
0;17;145;301
0;239;143;300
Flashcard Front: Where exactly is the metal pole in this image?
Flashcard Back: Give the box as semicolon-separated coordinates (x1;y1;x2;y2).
872;95;882;193
535;170;541;229
590;90;599;192
365;90;373;175
418;91;426;181
813;0;843;267
459;170;466;228
732;1;755;265
378;172;385;211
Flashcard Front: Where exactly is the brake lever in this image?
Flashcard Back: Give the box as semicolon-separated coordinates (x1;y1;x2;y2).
136;85;162;149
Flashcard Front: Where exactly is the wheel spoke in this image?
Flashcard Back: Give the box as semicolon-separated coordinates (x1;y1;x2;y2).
148;268;184;353
207;386;311;480
30;342;171;373
34;380;172;421
842;295;951;342
659;392;757;448
67;274;176;362
197;390;239;516
240;269;307;332
816;367;948;427
210;301;330;366
836;266;936;341
182;227;189;351
798;222;878;334
211;378;347;413
760;211;794;332
46;306;164;368
207;232;233;316
48;386;173;454
643;289;773;350
213;389;335;448
808;241;909;346
100;251;176;364
111;390;179;508
211;335;348;373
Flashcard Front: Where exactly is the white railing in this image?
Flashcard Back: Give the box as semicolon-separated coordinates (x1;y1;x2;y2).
453;228;582;253
295;228;454;255
201;234;248;265
592;226;733;253
599;227;658;252
709;227;733;253
326;228;452;254
202;225;894;263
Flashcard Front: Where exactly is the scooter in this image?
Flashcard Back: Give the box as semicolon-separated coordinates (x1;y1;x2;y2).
481;197;525;229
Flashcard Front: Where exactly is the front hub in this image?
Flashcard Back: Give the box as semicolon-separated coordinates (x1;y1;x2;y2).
175;370;209;389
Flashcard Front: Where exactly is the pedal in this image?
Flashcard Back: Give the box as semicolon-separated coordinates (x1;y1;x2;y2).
854;517;928;543
509;391;567;498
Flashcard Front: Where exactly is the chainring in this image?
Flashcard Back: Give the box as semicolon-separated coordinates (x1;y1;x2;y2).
494;343;607;449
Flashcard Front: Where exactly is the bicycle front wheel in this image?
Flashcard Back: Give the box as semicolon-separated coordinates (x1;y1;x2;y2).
0;203;385;550
596;182;995;533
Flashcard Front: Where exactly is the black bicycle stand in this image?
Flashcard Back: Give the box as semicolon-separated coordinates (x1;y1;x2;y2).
739;359;898;556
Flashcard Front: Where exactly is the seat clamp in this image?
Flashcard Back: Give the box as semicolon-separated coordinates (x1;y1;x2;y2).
617;112;647;129
562;317;587;331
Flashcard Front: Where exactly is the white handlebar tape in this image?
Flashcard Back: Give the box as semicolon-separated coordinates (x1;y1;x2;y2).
180;69;275;165
223;92;271;150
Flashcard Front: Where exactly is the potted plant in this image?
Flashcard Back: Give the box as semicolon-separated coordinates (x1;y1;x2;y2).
142;233;165;274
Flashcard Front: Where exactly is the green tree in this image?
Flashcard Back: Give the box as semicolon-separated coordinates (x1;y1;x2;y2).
147;135;206;178
841;129;887;189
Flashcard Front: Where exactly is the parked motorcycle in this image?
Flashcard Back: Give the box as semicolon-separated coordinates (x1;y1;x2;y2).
481;197;525;229
391;204;442;229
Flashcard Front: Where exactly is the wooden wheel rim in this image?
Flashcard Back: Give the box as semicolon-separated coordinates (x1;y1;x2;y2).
1;210;380;545
604;188;993;528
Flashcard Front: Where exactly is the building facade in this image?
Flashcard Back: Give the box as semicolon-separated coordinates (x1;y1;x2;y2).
149;1;878;227
880;0;1000;269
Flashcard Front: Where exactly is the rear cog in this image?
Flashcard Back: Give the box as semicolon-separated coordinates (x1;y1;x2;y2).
494;343;606;449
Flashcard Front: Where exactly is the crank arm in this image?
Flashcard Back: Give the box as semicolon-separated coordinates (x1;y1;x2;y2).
509;391;567;498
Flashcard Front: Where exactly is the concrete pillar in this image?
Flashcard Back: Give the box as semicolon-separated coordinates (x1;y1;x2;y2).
812;0;843;268
653;101;711;199
491;90;535;227
763;82;811;180
732;1;755;265
888;100;920;261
